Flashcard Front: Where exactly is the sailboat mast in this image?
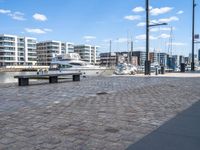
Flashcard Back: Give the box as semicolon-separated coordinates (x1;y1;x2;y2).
109;40;112;67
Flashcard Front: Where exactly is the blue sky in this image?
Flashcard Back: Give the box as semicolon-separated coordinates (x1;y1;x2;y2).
0;0;200;56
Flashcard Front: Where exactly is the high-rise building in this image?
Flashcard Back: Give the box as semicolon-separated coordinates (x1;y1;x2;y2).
74;45;99;64
149;52;158;64
132;51;146;66
189;53;198;64
198;49;200;62
36;41;74;66
0;34;37;66
157;53;168;66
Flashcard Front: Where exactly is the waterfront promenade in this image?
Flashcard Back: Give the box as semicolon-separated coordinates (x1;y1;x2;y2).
0;73;200;149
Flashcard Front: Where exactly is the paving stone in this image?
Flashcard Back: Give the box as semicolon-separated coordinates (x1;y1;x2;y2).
0;137;16;145
1;76;200;149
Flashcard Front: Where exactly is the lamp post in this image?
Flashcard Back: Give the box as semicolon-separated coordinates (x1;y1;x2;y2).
191;0;196;71
145;0;168;75
145;0;150;75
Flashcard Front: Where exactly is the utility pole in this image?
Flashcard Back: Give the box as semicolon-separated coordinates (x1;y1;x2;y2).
145;0;150;75
191;0;196;71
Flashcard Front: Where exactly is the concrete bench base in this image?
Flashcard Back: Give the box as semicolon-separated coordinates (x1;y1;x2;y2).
49;76;58;83
73;75;80;81
18;78;29;86
14;73;81;86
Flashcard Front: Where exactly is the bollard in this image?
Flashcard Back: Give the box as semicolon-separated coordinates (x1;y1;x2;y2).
180;63;186;72
161;66;165;74
155;67;158;75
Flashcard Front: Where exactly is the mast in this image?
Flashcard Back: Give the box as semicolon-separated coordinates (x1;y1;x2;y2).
109;40;112;67
168;26;173;56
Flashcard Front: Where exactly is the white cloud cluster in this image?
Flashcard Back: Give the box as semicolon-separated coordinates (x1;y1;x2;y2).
0;9;11;14
83;36;96;42
158;16;179;23
25;28;52;34
150;7;173;16
177;10;184;15
135;33;170;40
166;42;186;46
9;11;25;21
83;36;96;40
33;13;47;21
137;16;179;27
150;27;175;32
132;7;145;13
0;8;25;20
137;22;146;27
124;15;141;21
135;34;157;40
159;34;170;39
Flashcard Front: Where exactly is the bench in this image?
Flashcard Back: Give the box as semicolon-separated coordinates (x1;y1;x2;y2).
14;73;82;86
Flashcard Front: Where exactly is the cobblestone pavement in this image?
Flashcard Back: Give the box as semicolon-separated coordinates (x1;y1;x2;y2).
0;76;200;150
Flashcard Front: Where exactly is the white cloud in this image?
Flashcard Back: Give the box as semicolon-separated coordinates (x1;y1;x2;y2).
0;9;11;14
83;36;96;42
159;34;170;39
158;16;179;23
177;10;184;15
25;28;52;34
149;17;179;24
137;22;146;27
150;27;175;32
135;34;170;41
132;7;145;13
9;11;25;21
44;28;53;32
150;7;173;16
83;36;96;40
166;42;187;46
33;13;47;21
135;34;157;40
124;15;141;21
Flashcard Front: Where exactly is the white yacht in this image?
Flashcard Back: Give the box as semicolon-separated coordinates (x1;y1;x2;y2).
114;63;137;75
49;53;108;76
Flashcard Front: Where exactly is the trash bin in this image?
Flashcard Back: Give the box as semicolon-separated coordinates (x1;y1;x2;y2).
161;66;165;74
180;63;185;72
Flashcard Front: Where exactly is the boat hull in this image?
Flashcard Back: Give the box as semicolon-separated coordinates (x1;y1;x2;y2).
49;68;113;76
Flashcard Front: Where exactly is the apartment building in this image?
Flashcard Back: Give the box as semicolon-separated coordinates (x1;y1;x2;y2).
36;41;74;66
74;45;99;64
149;52;158;64
0;34;37;66
132;51;146;66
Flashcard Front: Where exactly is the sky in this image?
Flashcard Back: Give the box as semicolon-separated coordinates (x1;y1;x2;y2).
0;0;200;56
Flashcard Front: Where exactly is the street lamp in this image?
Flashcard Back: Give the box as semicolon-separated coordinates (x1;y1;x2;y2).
191;0;196;71
145;0;168;75
149;23;168;27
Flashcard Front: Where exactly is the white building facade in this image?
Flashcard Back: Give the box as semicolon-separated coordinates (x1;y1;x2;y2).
36;41;74;66
0;34;37;66
74;45;99;64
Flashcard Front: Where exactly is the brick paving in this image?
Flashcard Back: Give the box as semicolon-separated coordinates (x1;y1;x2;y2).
0;76;200;150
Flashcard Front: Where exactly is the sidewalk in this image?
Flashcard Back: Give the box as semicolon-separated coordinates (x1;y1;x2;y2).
1;76;200;149
127;101;200;150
